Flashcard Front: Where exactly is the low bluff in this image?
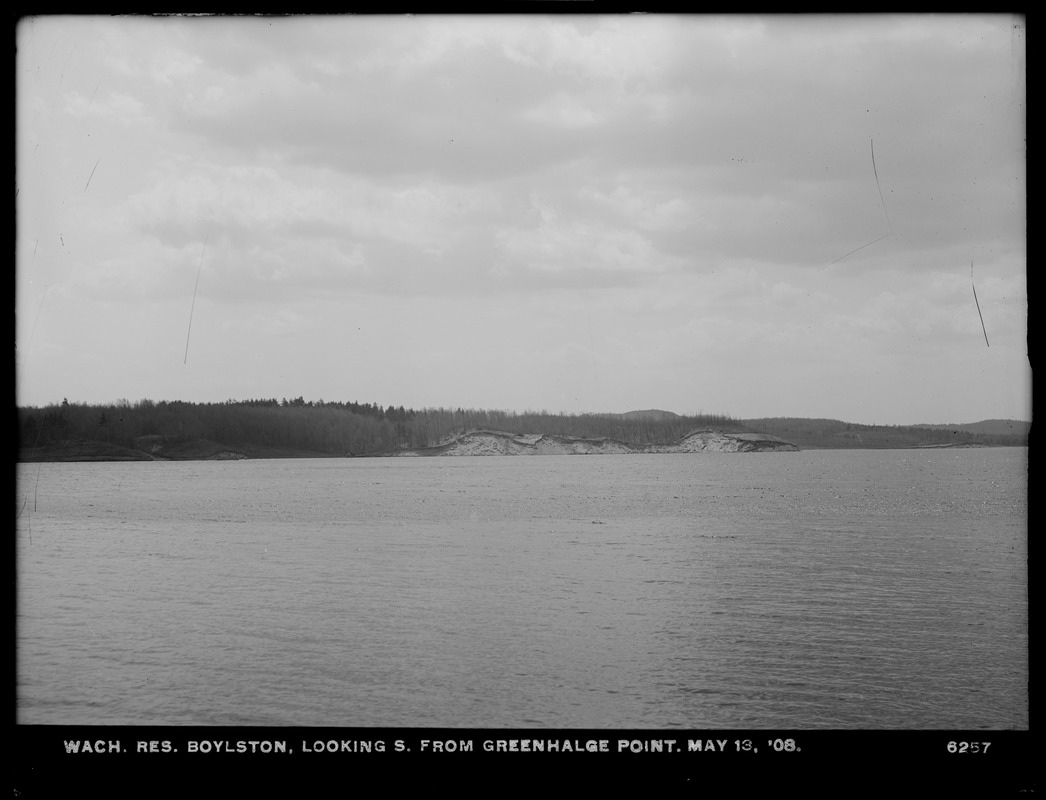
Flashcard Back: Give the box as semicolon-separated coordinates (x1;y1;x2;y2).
371;429;799;457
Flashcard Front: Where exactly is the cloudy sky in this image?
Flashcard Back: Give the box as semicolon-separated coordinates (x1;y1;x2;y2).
16;14;1028;425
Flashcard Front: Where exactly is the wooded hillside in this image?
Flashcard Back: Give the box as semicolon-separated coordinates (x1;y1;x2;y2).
17;398;738;459
17;399;1027;461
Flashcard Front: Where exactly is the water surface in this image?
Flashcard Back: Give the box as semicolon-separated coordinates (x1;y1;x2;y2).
16;448;1027;728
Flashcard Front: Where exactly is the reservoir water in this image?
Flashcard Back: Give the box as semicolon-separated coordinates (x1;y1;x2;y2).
15;448;1027;729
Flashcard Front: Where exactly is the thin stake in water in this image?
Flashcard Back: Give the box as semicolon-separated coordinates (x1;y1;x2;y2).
21;497;31;545
971;260;990;347
29;406;45;513
34;460;42;512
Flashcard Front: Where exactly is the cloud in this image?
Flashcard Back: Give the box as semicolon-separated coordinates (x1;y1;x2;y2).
15;14;1027;423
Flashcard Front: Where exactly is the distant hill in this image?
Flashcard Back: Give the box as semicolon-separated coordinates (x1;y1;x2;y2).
911;419;1031;437
604;409;681;421
742;417;1029;450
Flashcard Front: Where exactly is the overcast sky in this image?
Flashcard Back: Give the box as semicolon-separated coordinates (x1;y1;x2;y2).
16;14;1028;425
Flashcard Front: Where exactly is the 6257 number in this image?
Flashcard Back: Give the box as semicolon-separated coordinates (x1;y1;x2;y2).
947;741;991;754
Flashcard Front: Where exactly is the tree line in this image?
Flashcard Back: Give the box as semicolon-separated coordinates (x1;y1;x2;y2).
18;400;1025;458
17;398;740;457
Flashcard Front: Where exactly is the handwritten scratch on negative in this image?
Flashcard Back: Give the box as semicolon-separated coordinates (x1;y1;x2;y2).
84;158;100;192
184;225;212;364
586;305;599;390
971;260;990;347
20;285;48;388
820;141;894;271
870;139;892;235
819;233;890;272
86;79;102;113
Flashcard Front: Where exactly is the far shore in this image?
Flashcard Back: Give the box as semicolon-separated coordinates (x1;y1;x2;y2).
18;432;1024;463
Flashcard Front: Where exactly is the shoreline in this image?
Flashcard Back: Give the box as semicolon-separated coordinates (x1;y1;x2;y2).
19;432;1024;463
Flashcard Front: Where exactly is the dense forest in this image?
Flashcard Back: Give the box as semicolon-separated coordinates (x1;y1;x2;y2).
16;399;1028;461
16;398;740;459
